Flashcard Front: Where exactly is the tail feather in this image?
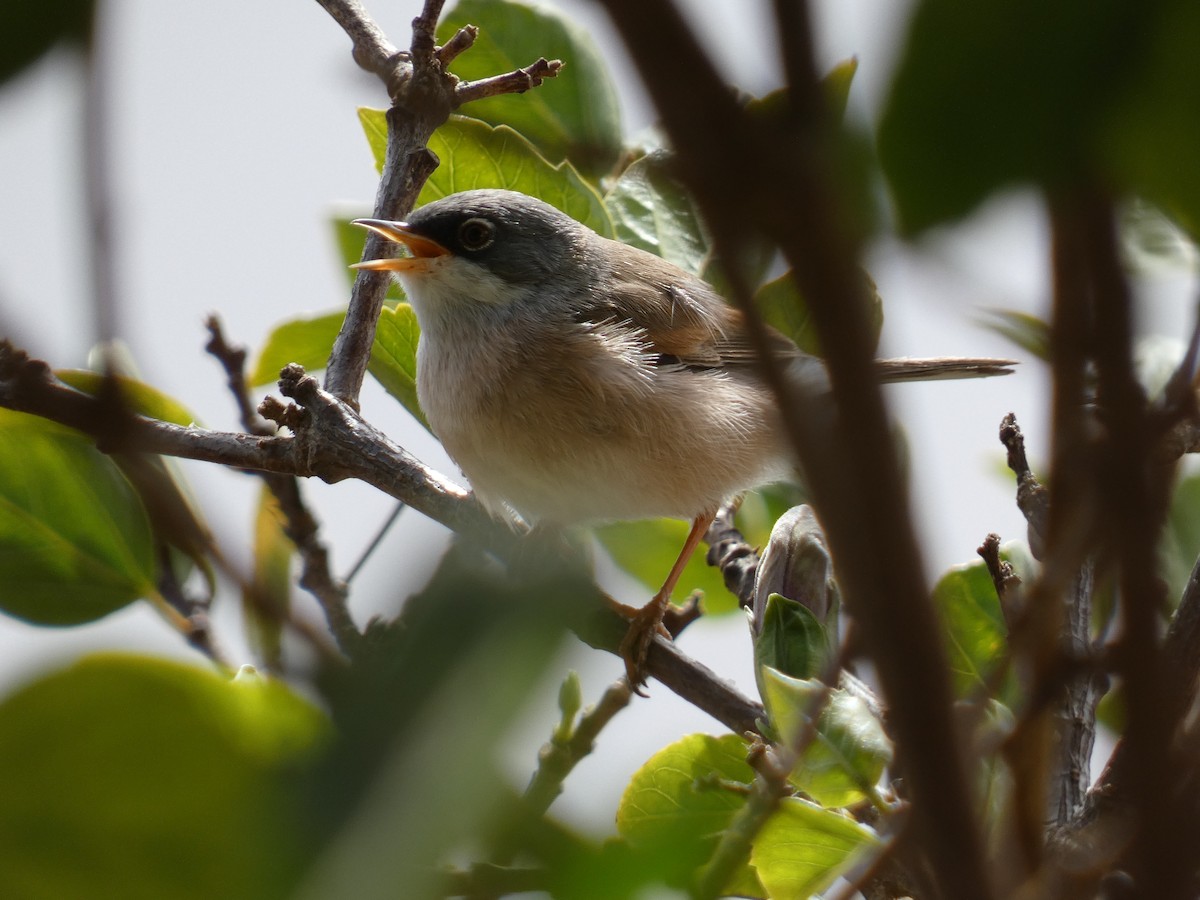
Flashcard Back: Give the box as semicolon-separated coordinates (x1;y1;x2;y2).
874;357;1017;382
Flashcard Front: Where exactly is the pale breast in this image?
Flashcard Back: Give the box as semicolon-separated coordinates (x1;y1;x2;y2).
416;316;793;525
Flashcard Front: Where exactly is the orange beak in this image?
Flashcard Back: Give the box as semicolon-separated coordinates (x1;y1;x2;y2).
350;218;449;272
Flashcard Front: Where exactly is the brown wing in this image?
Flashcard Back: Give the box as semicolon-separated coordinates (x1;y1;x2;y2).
582;239;799;370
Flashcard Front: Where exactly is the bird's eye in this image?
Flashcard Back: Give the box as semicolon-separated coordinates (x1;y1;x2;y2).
457;217;495;252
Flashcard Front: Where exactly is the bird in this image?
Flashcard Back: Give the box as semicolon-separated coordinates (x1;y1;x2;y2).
351;189;1013;686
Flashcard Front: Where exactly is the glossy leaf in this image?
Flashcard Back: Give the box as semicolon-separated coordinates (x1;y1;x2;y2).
249;310;346;387
368;303;428;430
759;669;892;808
617;733;761;891
0;409;156;625
605;152;709;276
55;369;198;426
595;517;736;614
932;556;1017;706
359;110;612;237
423;115;613;236
604;151;773;295
438;0;623;180
755;593;831;683
0;654;326;900
751;797;880;900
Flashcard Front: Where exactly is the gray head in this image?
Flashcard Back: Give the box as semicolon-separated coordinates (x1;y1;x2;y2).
355;189;595;287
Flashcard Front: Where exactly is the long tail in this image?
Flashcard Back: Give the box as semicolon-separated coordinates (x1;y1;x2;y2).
874;357;1017;382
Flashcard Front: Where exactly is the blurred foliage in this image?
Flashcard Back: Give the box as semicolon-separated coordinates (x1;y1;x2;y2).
0;0;93;87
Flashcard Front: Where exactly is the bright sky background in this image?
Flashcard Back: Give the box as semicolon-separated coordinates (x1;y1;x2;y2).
1;0;1192;836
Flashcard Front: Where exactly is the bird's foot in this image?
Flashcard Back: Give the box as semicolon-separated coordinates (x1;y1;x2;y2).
618;592;671;696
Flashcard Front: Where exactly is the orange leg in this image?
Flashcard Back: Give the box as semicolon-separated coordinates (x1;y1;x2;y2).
618;510;717;691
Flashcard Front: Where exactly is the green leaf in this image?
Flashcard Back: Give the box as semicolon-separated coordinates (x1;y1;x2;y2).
755;594;831;682
617;733;760;891
880;0;1200;234
595;517;736;614
1104;1;1200;240
249;310;346;387
604;151;773;294
971;699;1016;842
359;109;613;235
250;304;426;428
878;0;1128;232
244;485;293;669
1162;468;1200;605
0;409;156;625
747;57;859;132
359;106;388;171
932;556;1017;705
54;370;198;426
759;669;892;808
751;797;880;900
605;152;710;276
437;0;623;180
423;114;613;237
977;309;1051;363
755;269;883;357
0;654;326;900
822;57;859;123
368;303;428;430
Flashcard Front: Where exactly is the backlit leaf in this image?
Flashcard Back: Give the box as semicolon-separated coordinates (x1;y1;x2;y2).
0;409;155;625
0;654;326;900
437;0;623;180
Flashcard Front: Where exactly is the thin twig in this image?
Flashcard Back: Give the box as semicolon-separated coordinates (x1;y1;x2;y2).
343;500;407;584
521;678;634;817
204;321;360;655
436;24;477;65
0;343;766;733
454;58;564;106
204;315;272;435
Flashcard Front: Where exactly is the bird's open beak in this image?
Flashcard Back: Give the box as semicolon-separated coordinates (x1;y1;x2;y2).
350;218;449;271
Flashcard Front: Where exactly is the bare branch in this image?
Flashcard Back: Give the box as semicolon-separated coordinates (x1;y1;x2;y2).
1000;412;1050;557
454;58;564;106
436;24;477;65
0;342;767;732
314;0;406;87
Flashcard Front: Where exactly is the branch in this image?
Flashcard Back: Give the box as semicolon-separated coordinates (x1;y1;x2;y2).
0;342;766;733
317;0;562;405
520;678;634;818
205;319;359;654
593;2;991;896
314;0;406;91
454;58;565;106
